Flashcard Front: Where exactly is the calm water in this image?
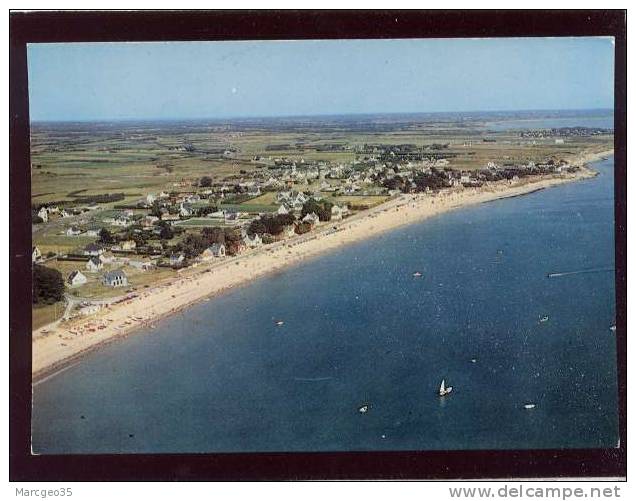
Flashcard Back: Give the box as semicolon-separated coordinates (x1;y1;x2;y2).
32;157;618;454
484;114;614;131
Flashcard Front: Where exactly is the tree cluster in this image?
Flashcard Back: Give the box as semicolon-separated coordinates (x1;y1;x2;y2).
249;213;295;236
33;265;65;305
412;169;451;192
301;198;333;222
176;227;244;259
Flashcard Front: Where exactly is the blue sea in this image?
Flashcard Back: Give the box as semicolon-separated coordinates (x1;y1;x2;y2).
32;157;618;454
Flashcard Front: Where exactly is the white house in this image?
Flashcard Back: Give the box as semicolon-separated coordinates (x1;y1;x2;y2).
210;243;226;257
161;213;180;222
244;233;262;248
276;191;292;202
66;227;82;236
120;240;136;251
143;215;160;228
102;269;128;287
331;205;344;221
146;193;157;205
85;256;103;272
277;204;290;216
169;253;185;267
67;270;87;287
179;203;193;217
294;192;308;206
112;216;131;227
224;211;242;224
83;243;104;256
32;246;43;263
37;207;48;222
129;260;155;271
302;212;320;227
200;243;226;260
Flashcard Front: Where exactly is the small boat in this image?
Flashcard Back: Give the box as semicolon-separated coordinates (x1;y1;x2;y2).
524;403;536;410
276;320;284;326
539;316;549;323
412;271;423;278
610;324;616;332
438;379;453;397
358;404;369;414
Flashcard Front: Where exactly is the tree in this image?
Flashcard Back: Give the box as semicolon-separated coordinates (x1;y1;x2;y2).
301;198;332;222
98;228;114;244
33;265;65;304
159;223;174;240
178;234;208;259
276;213;296;227
295;222;312;235
301;199;322;219
150;200;163;217
200;176;212;187
196;205;216;217
248;218;268;236
201;227;225;245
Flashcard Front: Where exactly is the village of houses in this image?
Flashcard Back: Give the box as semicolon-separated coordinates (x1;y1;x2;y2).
32;139;581;324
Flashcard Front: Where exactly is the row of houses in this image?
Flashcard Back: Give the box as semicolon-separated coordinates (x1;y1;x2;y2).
36;205;95;223
67;269;129;288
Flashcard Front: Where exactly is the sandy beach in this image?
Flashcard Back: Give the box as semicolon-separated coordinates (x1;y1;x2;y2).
31;148;613;382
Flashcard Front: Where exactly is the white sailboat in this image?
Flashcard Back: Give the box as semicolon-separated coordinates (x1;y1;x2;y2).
439;379;453;397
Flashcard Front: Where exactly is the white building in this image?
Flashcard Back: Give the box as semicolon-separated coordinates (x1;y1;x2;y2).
32;246;42;263
37;207;48;222
244;233;262;248
129;260;155;271
67;270;88;287
331;205;344;221
85;256;103;272
102;269;128;287
302;212;320;226
169;253;185;266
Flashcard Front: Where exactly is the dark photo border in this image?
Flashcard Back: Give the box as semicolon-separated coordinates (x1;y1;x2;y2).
9;9;627;481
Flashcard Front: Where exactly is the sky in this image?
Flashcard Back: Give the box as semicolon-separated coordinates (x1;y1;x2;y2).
27;38;614;121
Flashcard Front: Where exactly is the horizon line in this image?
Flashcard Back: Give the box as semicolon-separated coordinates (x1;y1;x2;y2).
29;107;614;124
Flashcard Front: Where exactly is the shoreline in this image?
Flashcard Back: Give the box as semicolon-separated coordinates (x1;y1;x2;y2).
32;148;613;383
